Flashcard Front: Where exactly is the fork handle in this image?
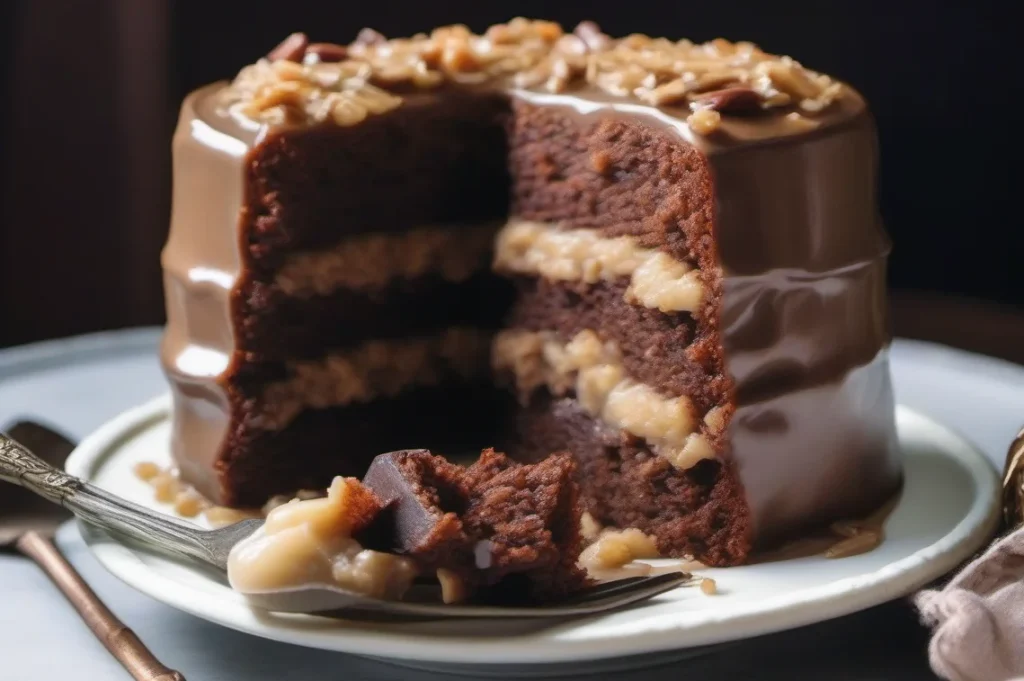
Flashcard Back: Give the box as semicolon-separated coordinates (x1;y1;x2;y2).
17;531;186;681
0;432;217;567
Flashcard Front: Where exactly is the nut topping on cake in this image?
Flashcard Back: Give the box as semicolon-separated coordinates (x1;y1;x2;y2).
686;109;723;135
352;27;387;48
692;87;765;113
267;32;309;63
305;42;348;63
572;21;613;53
221;18;850;135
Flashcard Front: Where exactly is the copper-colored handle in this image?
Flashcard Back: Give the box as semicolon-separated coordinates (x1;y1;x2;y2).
16;531;185;681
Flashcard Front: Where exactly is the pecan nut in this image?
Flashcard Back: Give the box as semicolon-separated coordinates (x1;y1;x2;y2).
267;32;308;62
353;27;387;47
692;87;764;113
687;109;722;135
306;42;348;63
573;21;612;53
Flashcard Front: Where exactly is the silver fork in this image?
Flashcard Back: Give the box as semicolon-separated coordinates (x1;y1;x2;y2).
0;432;692;618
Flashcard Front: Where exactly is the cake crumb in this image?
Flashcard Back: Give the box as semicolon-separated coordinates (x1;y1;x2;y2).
700;577;717;595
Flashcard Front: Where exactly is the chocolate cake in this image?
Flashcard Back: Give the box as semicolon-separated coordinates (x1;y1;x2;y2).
161;19;902;567
361;448;588;601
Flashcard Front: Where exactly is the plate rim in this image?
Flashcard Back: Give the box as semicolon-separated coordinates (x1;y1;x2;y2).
65;394;1002;665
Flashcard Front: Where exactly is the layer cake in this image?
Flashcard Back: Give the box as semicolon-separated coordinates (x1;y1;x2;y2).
161;19;901;566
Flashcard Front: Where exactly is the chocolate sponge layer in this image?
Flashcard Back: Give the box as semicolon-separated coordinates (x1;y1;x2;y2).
504;394;749;566
217;383;507;508
242;91;512;271
237;271;513;359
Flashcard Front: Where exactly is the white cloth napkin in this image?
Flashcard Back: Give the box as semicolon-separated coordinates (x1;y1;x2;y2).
916;528;1024;681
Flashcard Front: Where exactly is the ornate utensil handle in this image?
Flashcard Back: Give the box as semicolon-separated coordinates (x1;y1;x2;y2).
0;431;219;569
0;430;80;503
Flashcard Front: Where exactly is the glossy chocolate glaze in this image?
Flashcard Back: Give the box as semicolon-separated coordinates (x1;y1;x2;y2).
162;85;246;501
161;78;900;542
708;105;900;542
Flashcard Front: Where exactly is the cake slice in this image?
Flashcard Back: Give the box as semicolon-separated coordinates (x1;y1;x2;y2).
361;448;589;602
229;449;589;603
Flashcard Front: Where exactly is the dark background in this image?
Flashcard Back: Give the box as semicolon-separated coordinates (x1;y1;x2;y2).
1;0;1020;350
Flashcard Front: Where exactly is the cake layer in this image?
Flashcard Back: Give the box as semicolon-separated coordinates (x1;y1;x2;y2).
507;98;719;278
242;90;512;270
215;383;508;508
494;219;704;313
276;224;499;297
250;327;494;430
493;328;722;471
506;393;749;566
236;271;512;358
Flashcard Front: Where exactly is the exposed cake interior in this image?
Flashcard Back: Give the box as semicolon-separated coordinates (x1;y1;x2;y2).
220;90;515;507
216;90;743;563
361;448;588;602
163;21;902;570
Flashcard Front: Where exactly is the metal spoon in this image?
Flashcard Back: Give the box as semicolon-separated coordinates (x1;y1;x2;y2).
0;420;184;681
0;431;691;618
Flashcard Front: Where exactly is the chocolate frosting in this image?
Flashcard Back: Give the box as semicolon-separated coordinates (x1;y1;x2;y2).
161;85;245;501
161;78;900;541
711;108;900;540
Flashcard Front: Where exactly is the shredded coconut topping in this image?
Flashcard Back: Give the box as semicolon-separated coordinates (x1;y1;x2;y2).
220;19;848;135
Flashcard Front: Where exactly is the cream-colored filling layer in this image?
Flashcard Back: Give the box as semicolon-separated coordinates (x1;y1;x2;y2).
579;528;659;570
227;477;417;599
493;328;724;470
277;224;499;297
493;219;705;313
259;327;492;429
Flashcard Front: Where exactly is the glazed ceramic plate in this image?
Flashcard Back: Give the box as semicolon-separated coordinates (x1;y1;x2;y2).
65;395;999;667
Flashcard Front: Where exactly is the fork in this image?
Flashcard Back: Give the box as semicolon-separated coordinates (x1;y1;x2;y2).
1;421;185;680
0;432;692;618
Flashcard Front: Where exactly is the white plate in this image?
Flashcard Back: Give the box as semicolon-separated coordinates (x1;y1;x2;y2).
65;394;1000;667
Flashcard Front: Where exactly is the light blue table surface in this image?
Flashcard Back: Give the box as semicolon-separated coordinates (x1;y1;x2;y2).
2;328;1022;680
